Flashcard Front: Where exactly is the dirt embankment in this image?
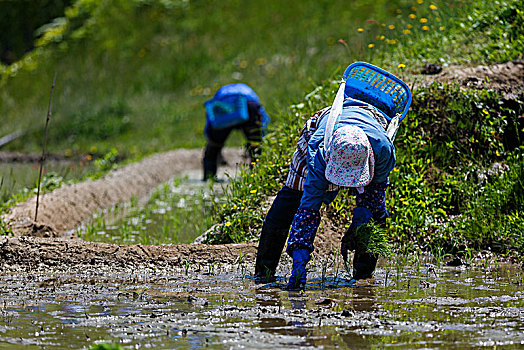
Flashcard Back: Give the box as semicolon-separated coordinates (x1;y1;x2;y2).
0;235;257;269
429;58;524;96
1;59;523;269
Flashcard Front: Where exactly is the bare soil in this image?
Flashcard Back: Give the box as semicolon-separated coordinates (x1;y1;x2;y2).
418;57;524;96
1;60;523;270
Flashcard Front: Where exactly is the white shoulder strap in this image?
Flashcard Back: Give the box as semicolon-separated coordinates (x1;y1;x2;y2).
324;79;346;154
386;114;400;141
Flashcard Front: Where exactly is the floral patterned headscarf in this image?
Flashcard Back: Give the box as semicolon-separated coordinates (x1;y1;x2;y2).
325;125;375;189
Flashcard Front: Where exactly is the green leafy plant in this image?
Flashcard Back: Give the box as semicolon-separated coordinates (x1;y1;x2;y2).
88;343;123;350
354;221;393;258
94;148;120;173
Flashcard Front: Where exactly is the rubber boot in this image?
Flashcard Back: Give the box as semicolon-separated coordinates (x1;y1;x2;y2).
254;223;289;284
352;249;378;280
287;248;311;291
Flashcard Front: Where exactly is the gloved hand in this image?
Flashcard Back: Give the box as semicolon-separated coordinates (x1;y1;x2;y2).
287;248;311;291
340;226;356;263
341;207;373;263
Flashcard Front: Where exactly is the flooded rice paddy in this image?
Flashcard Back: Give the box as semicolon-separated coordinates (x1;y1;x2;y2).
78;170;227;245
1;257;522;349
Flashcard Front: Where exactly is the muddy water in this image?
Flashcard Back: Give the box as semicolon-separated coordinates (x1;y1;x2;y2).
0;258;522;349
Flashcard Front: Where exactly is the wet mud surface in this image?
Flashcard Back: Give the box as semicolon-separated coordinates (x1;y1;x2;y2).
0;258;522;349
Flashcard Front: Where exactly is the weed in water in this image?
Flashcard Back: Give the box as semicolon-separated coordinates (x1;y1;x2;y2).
184;260;190;276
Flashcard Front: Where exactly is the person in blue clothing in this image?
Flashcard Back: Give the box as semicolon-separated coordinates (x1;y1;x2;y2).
203;83;270;181
254;94;398;289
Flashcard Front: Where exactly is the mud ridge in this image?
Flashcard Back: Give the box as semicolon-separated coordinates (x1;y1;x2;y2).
418;57;524;96
2;147;245;237
0;236;257;268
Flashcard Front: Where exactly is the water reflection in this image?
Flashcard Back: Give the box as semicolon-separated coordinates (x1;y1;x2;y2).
0;262;522;349
350;283;376;312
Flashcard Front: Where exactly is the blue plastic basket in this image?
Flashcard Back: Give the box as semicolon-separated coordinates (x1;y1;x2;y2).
342;62;412;121
204;94;249;129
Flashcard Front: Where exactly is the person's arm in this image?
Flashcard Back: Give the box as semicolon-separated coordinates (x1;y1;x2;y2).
340;136;393;261
340;180;389;261
286;149;338;254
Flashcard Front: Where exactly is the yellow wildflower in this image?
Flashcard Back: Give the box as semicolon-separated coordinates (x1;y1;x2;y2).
388;24;395;30
407;24;413;29
417;0;423;4
422;25;429;31
368;43;375;48
420;18;428;23
255;57;267;66
225;222;232;227
439;26;446;31
398;64;406;69
403;29;411;34
250;189;257;194
380;35;385;40
233;205;238;209
357;27;364;32
430;4;437;10
409;13;417;19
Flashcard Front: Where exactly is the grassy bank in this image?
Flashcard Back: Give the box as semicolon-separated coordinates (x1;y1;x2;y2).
3;0;520;157
206;0;524;261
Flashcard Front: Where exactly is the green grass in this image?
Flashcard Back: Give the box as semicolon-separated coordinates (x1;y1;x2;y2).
4;0;520;157
1;0;427;157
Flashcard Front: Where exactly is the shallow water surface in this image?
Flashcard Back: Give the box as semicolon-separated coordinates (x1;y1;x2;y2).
0;258;522;349
79;169;231;245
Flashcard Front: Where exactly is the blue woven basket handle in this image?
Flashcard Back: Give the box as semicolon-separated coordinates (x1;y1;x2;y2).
342;62;412;121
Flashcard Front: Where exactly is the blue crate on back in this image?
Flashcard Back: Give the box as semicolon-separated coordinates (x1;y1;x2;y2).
205;94;249;129
342;62;412;121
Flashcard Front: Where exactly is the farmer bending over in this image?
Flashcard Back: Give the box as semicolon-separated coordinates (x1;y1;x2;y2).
203;83;270;181
254;62;411;290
